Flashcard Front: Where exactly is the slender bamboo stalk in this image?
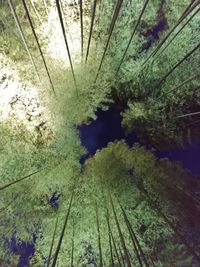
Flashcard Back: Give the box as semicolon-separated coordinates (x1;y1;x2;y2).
180;0;197;19
7;0;41;83
156;42;200;88
106;211;114;267
55;0;78;96
161;182;200;225
147;254;156;267
110;193;132;267
177;110;200;118
47;216;59;267
154;6;200;60
85;0;97;62
0;15;7;29
29;0;43;24
79;0;84;60
152;0;200;58
106;208;122;266
154;174;200;207
110;228;122;266
95;0;123;82
116;0;149;74
158;73;200;99
59;1;73;44
51;192;74;267
22;0;57;96
0;14;20;38
120;204;150;267
141;188;200;264
71;221;74;267
0;169;43;191
43;0;48;17
142;0;199;66
96;203;103;267
0;194;19;213
95;0;103;53
122;213;144;267
118;245;126;267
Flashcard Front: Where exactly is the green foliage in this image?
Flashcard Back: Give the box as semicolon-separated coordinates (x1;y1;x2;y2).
0;1;200;266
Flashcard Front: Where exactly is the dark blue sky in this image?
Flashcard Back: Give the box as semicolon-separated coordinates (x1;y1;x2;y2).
79;107;200;175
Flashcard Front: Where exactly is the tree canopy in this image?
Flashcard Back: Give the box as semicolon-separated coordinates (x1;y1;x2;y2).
0;0;200;266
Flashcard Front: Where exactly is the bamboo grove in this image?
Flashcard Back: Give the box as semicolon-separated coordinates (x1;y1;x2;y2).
0;0;200;266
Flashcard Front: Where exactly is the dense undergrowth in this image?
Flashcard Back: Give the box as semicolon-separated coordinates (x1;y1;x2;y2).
0;0;200;266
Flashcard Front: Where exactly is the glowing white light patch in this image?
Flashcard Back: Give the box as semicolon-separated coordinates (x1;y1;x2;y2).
42;2;82;66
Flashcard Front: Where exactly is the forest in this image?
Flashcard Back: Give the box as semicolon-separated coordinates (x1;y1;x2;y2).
0;0;200;266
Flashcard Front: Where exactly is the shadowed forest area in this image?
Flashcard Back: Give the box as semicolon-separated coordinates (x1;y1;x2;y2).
0;0;200;266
